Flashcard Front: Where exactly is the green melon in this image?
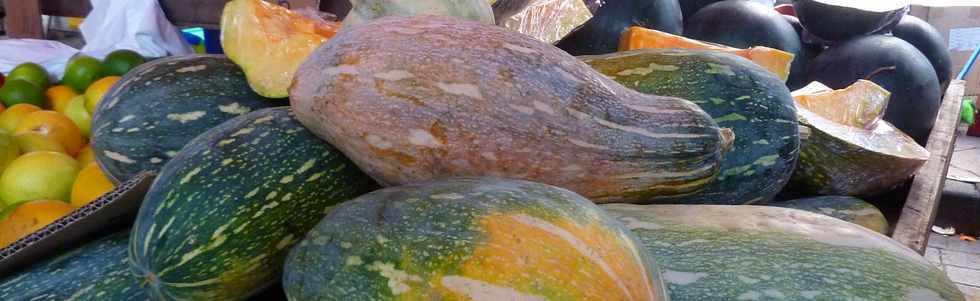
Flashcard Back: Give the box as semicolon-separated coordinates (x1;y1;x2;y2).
582;48;799;204
770;195;889;234
0;231;144;300
91;54;278;184
284;177;669;301
129;107;377;300
602;204;965;301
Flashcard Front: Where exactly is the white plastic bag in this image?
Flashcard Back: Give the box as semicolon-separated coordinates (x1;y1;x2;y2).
79;0;194;59
0;39;80;80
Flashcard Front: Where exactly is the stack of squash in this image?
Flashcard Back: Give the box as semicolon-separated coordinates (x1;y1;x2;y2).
0;1;963;301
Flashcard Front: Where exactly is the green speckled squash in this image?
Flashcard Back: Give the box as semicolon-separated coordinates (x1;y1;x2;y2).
290;16;733;204
770;196;888;233
129;107;377;301
582;49;799;204
284;177;669;301
91;54;278;184
603;204;965;301
343;0;494;27
0;231;144;301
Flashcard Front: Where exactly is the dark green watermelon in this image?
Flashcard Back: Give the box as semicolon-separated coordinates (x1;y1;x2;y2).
807;35;941;144
683;0;805;87
582;49;799;204
284;177;669;300
0;231;144;301
129;107;377;300
892;15;953;91
793;0;907;43
91;54;279;184
769;196;888;233
556;0;682;55
603;204;966;301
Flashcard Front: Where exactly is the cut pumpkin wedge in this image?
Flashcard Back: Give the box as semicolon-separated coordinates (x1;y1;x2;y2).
792;80;889;129
787;80;928;196
221;0;340;98
619;26;793;82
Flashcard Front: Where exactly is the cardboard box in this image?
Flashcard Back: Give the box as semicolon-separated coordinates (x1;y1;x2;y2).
911;1;980;96
0;173;155;277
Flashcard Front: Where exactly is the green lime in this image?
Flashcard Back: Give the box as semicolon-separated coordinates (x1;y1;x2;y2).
103;49;146;76
0;80;45;107
63;55;106;93
7;63;50;89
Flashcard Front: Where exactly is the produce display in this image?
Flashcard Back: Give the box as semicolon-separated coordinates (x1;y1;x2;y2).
284;177;668;300
603;204;965;301
0;52;133;248
130;107;377;300
0;0;966;300
582;49;799;204
91;55;277;183
291;15;732;203
769;195;889;234
790;81;929;196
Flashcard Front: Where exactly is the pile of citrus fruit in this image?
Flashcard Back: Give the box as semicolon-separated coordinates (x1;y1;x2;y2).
0;49;145;247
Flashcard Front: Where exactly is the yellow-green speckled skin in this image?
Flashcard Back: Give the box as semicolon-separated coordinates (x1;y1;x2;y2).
582;49;799;205
284;177;669;301
0;231;144;301
603;204;965;301
129;107;378;301
290;16;730;204
770;195;888;234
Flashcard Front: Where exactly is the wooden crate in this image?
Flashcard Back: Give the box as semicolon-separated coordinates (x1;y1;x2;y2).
892;80;967;254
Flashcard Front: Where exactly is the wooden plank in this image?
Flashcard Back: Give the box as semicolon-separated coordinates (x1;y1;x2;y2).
161;0;320;29
893;80;966;254
3;0;43;39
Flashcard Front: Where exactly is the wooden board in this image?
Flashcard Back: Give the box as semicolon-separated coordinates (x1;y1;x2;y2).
3;0;43;39
893;80;967;254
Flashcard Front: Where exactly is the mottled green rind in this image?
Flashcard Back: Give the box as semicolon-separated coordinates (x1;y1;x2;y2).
0;231;144;301
130;107;378;301
344;0;495;27
603;204;965;301
284;177;668;301
788;107;928;196
770;196;889;234
92;54;278;184
582;49;799;205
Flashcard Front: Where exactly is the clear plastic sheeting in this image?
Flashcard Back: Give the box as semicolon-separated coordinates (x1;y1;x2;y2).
499;0;593;44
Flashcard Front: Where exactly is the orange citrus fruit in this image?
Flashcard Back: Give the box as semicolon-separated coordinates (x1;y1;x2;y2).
0;200;75;247
45;85;78;113
14;111;84;156
84;76;120;114
70;162;115;207
0;151;80;206
0;104;42;133
76;144;95;166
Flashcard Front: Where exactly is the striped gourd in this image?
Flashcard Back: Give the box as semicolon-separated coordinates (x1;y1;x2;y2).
770;195;888;233
129;107;377;300
0;231;144;300
582;48;799;204
603;204;965;301
290;16;733;204
284;177;669;300
91;54;278;183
